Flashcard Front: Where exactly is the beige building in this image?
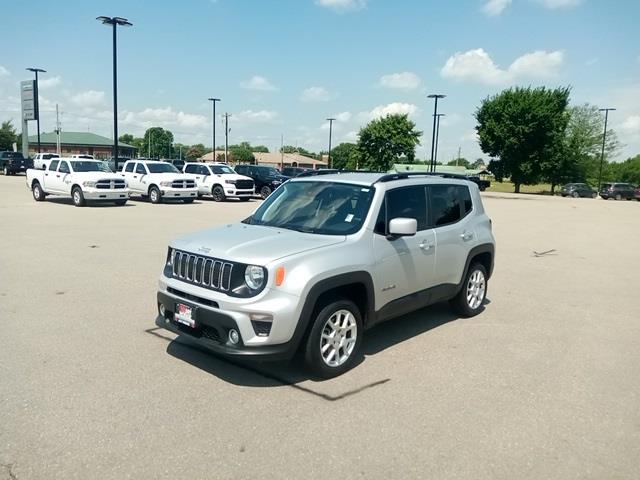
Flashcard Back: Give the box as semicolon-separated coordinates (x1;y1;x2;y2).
198;150;328;169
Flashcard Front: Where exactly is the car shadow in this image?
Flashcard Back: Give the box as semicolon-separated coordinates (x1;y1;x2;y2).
197;196;258;203
128;196;200;205
44;197;134;207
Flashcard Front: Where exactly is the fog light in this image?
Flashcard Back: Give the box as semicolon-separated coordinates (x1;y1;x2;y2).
228;329;240;345
158;303;166;317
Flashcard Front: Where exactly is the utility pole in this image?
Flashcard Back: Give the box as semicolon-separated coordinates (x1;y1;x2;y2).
223;113;230;163
457;146;461;167
208;98;220;161
280;133;284;170
55;104;61;155
428;94;446;172
598;108;616;191
326;118;335;169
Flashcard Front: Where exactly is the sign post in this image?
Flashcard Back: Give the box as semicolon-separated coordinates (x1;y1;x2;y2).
20;80;37;157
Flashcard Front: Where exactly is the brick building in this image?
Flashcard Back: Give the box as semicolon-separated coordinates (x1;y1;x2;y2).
27;132;137;159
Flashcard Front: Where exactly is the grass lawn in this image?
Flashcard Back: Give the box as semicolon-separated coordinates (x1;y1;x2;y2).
487;181;553;194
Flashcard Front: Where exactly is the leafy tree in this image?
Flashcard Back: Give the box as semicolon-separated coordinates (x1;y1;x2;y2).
605;154;640;185
357;114;422;172
229;143;255;163
119;133;145;156
330;142;360;170
476;86;571;193
447;157;470;168
252;145;269;153
0;120;17;151
185;144;205;160
281;145;318;158
471;158;485;169
141;127;174;158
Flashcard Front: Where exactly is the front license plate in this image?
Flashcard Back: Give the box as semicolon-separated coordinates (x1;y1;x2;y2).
175;303;196;328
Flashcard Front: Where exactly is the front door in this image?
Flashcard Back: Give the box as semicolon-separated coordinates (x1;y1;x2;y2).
49;160;71;193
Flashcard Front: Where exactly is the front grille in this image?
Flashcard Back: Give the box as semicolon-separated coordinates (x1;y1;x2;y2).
171;180;196;189
251;320;272;337
167;287;219;308
201;325;222;343
235;179;254;190
171;250;234;292
96;179;126;189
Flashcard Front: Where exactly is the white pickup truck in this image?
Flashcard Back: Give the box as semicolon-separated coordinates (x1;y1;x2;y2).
26;158;130;207
120;160;198;204
32;153;60;170
182;162;254;201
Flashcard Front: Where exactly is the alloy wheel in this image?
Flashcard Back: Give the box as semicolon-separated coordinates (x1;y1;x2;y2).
466;269;486;310
320;309;358;367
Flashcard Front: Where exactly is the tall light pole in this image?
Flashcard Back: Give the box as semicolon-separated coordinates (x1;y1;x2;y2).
26;67;46;153
326;117;335;169
598;108;616;191
428;94;446;172
208;98;220;161
434;113;445;169
223;113;231;163
97;16;132;166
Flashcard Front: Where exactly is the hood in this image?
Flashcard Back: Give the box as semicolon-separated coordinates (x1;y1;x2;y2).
171;223;345;265
146;173;192;182
75;171;123;181
211;173;253;182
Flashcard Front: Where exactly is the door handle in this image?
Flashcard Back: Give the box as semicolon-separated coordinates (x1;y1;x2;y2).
419;240;434;251
460;232;474;241
56;175;60;178
133;175;138;178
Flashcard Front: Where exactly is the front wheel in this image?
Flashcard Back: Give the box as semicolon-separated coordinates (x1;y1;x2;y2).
32;182;45;202
212;185;226;202
2;166;8;176
571;191;580;198
259;185;272;199
72;187;86;207
450;263;488;317
149;186;162;204
303;299;363;379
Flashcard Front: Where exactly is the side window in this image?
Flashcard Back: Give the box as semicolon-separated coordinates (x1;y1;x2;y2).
430;185;462;227
374;186;428;235
184;164;198;174
124;163;135;173
135;163;146;175
49;160;59;171
199;165;211;175
58;161;70;174
459;185;473;215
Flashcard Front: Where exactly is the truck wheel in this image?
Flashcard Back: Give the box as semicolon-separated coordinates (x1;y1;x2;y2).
149;186;162;204
72;187;86;207
259;185;271;199
572;191;580;198
303;299;363;379
450;263;487;317
212;185;225;202
3;166;8;176
32;182;45;202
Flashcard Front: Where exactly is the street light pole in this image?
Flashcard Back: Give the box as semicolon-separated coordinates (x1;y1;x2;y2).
26;67;46;153
326;117;335;169
434;113;445;169
598;108;616;191
208;98;220;161
427;94;446;172
97;16;132;167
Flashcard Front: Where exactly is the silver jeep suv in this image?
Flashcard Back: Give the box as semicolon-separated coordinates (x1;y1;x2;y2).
156;172;495;378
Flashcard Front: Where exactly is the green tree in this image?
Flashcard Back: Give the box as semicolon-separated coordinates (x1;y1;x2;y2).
357;114;422;172
119;133;144;155
476;86;571;193
0;120;17;151
471;158;485;169
447;157;470;168
252;145;269;153
330;142;360;170
185;144;205;160
281;145;316;158
605;154;640;184
229;142;255;163
142;127;174;158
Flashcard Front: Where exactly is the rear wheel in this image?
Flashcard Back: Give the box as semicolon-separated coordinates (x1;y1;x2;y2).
303;299;363;379
212;185;225;202
3;166;8;176
259;185;272;199
149;186;162;204
32;182;45;202
72;187;86;207
450;263;487;317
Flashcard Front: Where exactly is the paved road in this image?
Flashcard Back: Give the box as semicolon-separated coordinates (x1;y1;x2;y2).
1;176;639;479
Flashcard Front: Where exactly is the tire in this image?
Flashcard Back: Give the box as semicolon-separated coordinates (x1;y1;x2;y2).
72;186;86;207
3;166;8;176
259;185;272;199
571;191;579;198
615;194;622;201
32;182;45;202
450;263;488;318
183;198;195;204
240;197;251;202
149;186;162;204
114;200;127;206
212;185;226;202
303;299;363;379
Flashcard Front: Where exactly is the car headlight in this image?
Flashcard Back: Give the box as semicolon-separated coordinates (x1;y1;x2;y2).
83;181;97;187
244;265;265;290
160;181;173;187
225;179;236;185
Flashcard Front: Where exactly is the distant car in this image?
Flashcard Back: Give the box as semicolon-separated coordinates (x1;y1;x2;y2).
70;154;95;160
163;158;186;171
182;162;254;201
234;164;290;199
560;183;597;198
599;183;635;200
33;153;60;170
281;166;313;177
0;151;33;175
635;186;640;201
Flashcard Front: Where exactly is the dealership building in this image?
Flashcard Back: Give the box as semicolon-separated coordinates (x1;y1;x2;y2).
27;132;137;159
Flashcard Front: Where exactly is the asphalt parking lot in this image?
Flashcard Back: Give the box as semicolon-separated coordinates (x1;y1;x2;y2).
1;175;639;480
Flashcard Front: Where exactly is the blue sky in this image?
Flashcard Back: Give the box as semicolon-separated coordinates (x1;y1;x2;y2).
1;0;639;161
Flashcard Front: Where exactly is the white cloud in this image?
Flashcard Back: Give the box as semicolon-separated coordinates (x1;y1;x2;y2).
378;72;422;90
38;76;62;90
233;110;278;123
70;90;106;108
482;0;512;16
0;66;9;77
538;0;583;9
334;111;352;123
367;102;419;120
315;0;367;12
240;75;276;91
441;48;564;85
121;107;207;129
301;86;331;102
620;115;640;136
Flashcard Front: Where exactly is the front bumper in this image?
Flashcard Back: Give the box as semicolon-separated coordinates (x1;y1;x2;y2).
224;188;254;198
160;187;198;199
83;188;130;200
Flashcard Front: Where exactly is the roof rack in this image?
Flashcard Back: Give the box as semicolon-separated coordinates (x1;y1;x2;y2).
295;169;379;178
373;171;470;183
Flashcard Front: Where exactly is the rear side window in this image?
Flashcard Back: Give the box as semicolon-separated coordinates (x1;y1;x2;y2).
58;161;70;174
374;186;428;235
184;164;198;174
430;185;462;227
49;160;59;171
135;163;146;174
124;163;135;173
459;185;473;214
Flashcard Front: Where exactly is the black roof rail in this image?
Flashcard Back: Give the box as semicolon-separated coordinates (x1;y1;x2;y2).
295;169;379;178
374;171;471;184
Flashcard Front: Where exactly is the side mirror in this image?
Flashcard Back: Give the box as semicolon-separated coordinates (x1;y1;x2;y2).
388;218;417;237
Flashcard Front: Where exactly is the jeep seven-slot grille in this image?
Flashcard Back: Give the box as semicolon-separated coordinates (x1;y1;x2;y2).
235;179;254;190
96;179;126;189
171;180;196;189
171;250;233;291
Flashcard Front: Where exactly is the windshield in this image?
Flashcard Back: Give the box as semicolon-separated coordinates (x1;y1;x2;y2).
259;167;281;177
4;152;24;160
211;165;235;174
147;163;179;173
246;181;374;235
70;161;111;172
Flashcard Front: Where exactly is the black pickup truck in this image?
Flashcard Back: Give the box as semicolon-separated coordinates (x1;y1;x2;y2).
1;151;33;175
